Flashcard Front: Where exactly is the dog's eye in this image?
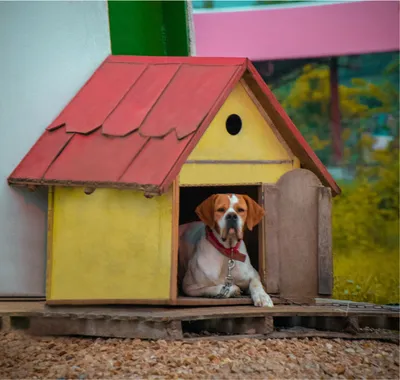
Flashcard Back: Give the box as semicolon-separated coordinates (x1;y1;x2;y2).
237;208;245;213
216;208;226;213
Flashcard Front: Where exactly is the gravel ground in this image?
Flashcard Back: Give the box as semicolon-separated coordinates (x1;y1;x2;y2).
0;331;399;379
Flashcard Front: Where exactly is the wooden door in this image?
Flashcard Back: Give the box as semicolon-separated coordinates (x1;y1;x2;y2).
262;169;333;303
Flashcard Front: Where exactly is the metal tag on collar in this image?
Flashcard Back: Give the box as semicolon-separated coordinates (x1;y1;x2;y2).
214;253;237;299
225;275;233;288
215;284;231;298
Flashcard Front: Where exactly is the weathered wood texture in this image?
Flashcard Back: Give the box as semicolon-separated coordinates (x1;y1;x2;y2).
176;296;253;306
1;301;398;339
275;169;323;301
1;304;397;322
0;316;11;331
258;186;267;287
262;171;334;299
0;297;45;302
29;317;183;340
318;186;333;295
2;302;398;341
263;184;280;293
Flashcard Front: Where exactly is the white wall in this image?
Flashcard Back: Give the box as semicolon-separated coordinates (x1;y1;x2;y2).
0;1;111;296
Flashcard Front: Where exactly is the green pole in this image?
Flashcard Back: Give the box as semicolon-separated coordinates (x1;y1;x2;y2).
107;0;191;56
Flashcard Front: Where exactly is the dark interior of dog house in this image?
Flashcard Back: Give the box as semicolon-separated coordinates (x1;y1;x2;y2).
178;185;261;300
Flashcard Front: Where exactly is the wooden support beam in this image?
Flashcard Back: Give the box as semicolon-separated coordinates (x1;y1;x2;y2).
263;184;280;294
318;187;333;295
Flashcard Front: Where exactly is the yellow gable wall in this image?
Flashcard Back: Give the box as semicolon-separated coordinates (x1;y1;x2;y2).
187;81;292;161
180;81;300;185
48;186;173;301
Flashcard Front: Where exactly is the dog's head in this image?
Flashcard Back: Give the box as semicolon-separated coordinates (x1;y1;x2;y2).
195;194;265;242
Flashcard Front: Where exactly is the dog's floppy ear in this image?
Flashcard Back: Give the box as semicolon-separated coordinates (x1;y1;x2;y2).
243;195;265;231
195;195;217;228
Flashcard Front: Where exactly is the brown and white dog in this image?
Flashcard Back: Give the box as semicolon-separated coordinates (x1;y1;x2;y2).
178;194;274;307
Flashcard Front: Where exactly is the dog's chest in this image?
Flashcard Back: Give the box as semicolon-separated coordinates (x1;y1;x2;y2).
230;260;253;286
196;239;253;285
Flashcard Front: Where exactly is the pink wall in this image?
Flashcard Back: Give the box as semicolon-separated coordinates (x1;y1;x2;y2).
194;1;400;60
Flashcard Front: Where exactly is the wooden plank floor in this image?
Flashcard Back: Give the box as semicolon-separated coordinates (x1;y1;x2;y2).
1;300;398;340
0;301;398;321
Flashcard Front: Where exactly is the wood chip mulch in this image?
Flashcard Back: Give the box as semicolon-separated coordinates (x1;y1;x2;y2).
0;331;399;379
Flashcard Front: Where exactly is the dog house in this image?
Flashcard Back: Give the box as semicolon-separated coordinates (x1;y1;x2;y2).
8;55;340;306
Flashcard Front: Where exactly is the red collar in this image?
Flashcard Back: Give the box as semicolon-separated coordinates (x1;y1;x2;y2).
205;227;246;262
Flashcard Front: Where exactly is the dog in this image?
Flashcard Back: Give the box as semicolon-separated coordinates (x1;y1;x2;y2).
178;193;274;307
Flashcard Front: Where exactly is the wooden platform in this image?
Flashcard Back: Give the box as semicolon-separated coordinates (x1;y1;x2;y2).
0;300;398;341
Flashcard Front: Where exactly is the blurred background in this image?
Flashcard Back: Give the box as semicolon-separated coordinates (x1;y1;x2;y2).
193;0;399;304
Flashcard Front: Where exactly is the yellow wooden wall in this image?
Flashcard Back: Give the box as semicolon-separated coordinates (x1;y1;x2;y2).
47;186;173;301
181;163;294;185
180;81;300;185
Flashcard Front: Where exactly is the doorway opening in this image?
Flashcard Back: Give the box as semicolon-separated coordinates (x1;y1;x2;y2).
177;184;263;306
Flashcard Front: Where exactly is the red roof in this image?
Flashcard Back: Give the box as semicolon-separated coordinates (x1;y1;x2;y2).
8;55;340;196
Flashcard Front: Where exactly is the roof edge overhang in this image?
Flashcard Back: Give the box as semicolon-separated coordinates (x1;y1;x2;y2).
7;177;163;196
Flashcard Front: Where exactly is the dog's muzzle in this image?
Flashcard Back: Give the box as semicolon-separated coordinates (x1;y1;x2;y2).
224;212;240;240
226;212;238;229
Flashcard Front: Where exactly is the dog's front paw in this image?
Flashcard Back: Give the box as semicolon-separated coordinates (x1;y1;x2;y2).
252;291;274;307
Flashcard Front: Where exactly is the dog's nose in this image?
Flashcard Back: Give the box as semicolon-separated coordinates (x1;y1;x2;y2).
226;212;238;221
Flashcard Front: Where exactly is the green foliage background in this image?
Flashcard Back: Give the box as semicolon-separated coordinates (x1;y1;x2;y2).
332;146;399;304
271;54;399;304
